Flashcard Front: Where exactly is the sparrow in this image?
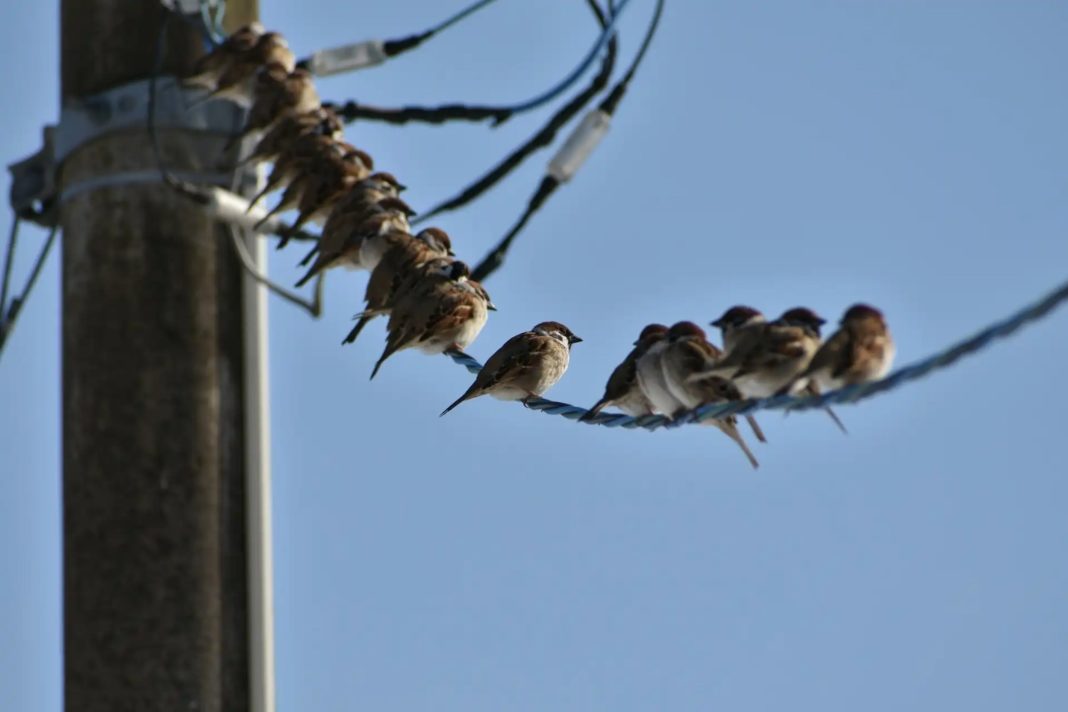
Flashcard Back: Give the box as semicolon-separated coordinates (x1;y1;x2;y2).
295;172;408;268
237;107;344;167
658;321;763;467
185;30;295;108
706;307;825;398
370;261;495;380
440;321;582;416
272;151;376;245
351;198;421;270
252;148;375;234
784;303;895;396
710;305;766;356
634;321;688;418
224;64;320;150
182;23;263;91
245;135;363;209
581;324;669;420
338;230;458;343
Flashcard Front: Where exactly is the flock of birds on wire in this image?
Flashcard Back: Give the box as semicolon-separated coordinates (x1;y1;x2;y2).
184;24;896;469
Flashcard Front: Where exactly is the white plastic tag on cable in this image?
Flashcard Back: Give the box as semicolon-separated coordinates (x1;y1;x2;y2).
307;40;388;77
547;109;611;183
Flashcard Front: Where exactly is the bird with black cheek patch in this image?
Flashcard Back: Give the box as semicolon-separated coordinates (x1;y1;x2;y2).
224;63;319;150
296;172;408;270
238;106;344;168
370;261;495;380
185;29;295;108
183;24;264;92
581;324;669;420
441;321;582;416
255;148;376;238
658;321;763;469
245;135;364;210
340;231;457;345
781;303;895;398
710;305;766;356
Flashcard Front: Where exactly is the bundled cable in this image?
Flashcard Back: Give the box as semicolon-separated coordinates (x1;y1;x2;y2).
471;0;665;282
411;0;618;226
324;0;636;127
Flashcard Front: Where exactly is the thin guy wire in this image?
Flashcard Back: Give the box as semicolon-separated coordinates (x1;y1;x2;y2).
0;224;59;361
444;278;1068;429
0;217;19;320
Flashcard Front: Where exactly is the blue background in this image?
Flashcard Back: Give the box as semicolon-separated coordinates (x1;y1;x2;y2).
2;1;1067;709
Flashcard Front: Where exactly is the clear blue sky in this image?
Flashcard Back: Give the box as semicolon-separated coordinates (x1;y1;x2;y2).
2;1;1067;710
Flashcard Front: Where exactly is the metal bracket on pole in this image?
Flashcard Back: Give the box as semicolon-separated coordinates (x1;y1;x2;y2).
8;76;245;227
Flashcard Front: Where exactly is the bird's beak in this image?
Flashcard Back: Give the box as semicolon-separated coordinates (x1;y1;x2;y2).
632;339;640;346
447;248;456;256
571;336;583;344
710;319;724;328
396;183;408;192
487;303;498;311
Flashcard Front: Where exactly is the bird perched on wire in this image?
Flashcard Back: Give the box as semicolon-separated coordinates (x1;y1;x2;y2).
224;63;320;150
581;324;668;420
441;321;582;416
252;147;375;234
184;28;295;108
658;321;762;469
245;134;364;209
781;304;895;397
294;173;408;269
706;307;847;433
237;106;343;168
328;197;419;271
271;151;380;244
710;305;766;355
370;261;495;380
339;229;457;343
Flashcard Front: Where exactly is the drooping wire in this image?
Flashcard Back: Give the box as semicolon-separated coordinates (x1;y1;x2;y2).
380;0;502;58
470;0;664;282
411;0;618;227
0;223;59;361
327;0;635;127
0;217;19;321
445;277;1068;429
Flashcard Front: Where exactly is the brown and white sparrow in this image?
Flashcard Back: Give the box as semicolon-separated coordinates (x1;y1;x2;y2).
707;307;825;398
634;322;687;417
581;324;669;420
710;305;766;355
186;30;295;107
784;304;895;396
238;107;343;167
297;172;407;269
659;321;763;468
225;64;320;150
183;23;264;91
370;261;495;379
246;135;363;209
339;230;457;343
254;148;375;235
440;321;582;416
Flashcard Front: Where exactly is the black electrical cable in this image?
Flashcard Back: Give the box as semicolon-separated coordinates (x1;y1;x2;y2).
0;223;58;361
380;0;500;58
412;0;618;227
470;0;665;283
0;217;19;322
324;0;633;127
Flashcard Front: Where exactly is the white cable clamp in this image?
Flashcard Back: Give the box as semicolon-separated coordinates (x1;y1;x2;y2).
547;109;611;183
306;40;388;77
204;187;291;235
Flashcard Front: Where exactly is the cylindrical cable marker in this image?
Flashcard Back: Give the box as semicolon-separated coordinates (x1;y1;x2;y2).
547;109;611;183
305;40;388;76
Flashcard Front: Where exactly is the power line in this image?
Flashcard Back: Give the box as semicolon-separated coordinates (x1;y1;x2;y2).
445;278;1068;428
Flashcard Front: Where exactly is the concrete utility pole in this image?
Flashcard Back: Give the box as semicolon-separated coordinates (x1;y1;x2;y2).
60;1;265;710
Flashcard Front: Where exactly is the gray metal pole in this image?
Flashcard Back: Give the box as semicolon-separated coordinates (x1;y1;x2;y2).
60;2;258;709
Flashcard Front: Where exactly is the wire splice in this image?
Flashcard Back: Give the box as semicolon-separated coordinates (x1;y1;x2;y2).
547;109;611;182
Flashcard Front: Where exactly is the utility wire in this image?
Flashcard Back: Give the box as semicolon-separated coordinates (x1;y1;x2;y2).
0;223;59;361
411;0;618;226
470;0;664;282
380;0;501;58
445;277;1068;429
326;0;635;127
